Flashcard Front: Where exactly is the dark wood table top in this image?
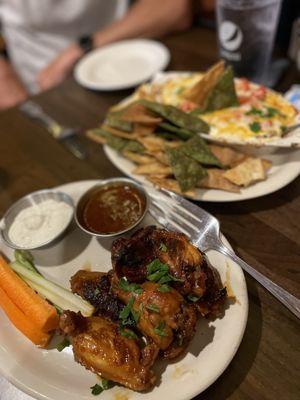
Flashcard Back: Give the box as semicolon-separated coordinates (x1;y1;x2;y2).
0;27;299;400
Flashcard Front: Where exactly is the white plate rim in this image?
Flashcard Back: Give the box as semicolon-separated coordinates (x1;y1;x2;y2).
0;180;248;400
104;145;300;202
74;39;170;91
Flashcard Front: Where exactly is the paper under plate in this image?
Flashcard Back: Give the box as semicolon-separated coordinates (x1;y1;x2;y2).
0;180;248;400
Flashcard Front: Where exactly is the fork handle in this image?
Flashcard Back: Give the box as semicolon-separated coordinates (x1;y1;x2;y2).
215;244;300;319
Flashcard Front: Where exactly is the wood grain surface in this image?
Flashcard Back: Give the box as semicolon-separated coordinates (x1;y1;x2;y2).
0;27;299;400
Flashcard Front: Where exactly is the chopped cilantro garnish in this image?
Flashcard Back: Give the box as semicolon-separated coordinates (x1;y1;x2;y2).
175;87;184;95
147;259;168;275
246;107;263;116
249;121;261;133
158;284;171;292
280;125;287;134
146;304;160;313
119;296;140;325
146;259;182;285
90;379;112;395
119;296;135;320
187;294;200;302
131;308;140;324
265;106;284;118
177;335;184;346
159;243;168;252
154;321;166;337
119;277;142;295
90;384;103;396
101;379;111;390
56;338;70;352
148;268;169;282
119;326;138;339
246;106;284;119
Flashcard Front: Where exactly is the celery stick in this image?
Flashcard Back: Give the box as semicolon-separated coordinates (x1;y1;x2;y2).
11;261;94;317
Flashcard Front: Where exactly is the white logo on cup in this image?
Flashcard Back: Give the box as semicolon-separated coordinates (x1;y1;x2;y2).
219;21;243;51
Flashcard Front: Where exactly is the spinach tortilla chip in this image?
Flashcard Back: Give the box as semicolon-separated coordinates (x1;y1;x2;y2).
140;100;209;133
202;66;239;112
166;147;207;192
91;128;144;153
181;135;222;167
106;114;133;133
158;122;194;140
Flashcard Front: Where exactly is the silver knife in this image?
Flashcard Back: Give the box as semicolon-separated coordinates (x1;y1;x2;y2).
19;100;87;160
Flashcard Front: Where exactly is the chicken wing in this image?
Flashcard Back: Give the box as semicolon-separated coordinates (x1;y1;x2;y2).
112;278;197;359
111;226;226;316
59;311;158;391
70;270;124;321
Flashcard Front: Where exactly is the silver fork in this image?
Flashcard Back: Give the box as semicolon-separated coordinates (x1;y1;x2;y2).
147;186;300;319
19;100;86;160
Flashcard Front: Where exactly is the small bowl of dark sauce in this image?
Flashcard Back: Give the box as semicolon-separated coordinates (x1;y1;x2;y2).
75;178;148;237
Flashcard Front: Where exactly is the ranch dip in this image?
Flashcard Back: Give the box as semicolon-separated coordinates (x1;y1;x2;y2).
8;199;73;248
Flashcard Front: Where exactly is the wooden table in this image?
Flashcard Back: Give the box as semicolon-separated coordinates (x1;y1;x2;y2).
0;27;299;400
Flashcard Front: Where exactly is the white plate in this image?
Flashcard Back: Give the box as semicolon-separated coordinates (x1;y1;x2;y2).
104;145;300;202
0;180;248;400
74;40;170;91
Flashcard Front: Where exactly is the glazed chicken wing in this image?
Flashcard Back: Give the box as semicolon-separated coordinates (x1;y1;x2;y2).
70;270;124;321
112;226;226;316
59;311;158;391
112;278;197;359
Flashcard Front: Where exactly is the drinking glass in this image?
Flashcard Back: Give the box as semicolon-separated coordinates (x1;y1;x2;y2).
216;0;282;83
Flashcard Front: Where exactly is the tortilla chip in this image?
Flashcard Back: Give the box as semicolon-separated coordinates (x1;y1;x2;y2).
138;136;180;153
133;162;172;176
184;61;225;106
106;114;132;132
181;135;222;167
224;158;267;187
152;151;170;165
158;121;194;140
209;145;247;167
203;66;239;112
148;177;196;197
198;169;240;193
102;125;138;140
86;129;107;145
133;122;157;136
167;147;207;192
123;151;156;165
262;159;272;172
140;100;210;134
122;103;162;124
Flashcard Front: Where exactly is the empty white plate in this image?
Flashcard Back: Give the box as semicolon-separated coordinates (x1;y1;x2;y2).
74;39;170;90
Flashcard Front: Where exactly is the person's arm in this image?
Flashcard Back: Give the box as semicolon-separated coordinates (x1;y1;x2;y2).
0;57;28;110
38;0;193;90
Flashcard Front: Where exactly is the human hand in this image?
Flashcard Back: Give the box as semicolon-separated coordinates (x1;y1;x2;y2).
0;59;28;110
37;44;83;91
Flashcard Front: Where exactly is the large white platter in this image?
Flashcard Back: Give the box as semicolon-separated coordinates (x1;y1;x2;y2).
74;40;170;91
104;145;300;202
0;180;248;400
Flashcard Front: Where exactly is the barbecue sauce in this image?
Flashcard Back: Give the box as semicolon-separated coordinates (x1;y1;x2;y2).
82;183;146;234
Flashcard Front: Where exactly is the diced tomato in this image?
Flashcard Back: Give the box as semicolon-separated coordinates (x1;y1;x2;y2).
180;100;198;112
253;86;266;100
238;78;250;91
238;96;250;105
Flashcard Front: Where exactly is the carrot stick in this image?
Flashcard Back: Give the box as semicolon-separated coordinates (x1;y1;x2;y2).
0;287;51;347
0;256;58;332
